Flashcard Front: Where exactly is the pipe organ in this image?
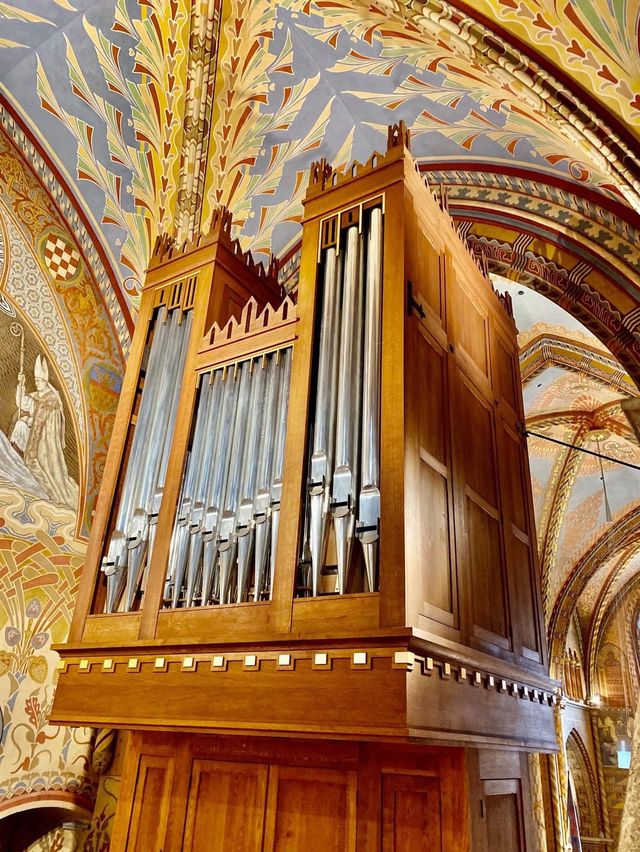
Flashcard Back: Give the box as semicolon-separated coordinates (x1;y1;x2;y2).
52;126;558;852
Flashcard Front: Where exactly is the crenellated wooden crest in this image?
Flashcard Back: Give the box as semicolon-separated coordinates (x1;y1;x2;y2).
197;293;298;370
148;207;278;291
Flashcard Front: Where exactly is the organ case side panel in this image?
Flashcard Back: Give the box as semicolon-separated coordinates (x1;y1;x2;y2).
489;318;546;666
405;318;459;638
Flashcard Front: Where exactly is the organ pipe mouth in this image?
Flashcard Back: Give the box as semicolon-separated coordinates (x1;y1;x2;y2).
300;198;384;598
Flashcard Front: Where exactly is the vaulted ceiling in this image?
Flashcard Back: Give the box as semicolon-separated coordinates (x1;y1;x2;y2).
0;2;638;342
0;0;639;664
495;277;640;681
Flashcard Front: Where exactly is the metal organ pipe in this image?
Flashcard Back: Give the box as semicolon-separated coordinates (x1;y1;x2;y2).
235;359;267;603
102;306;193;613
217;362;252;604
165;347;292;608
302;203;383;596
332;224;364;595
198;368;237;606
309;247;339;596
269;347;292;598
358;206;383;591
253;355;279;601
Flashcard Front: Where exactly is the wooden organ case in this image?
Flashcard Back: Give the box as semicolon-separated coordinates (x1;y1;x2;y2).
52;126;558;852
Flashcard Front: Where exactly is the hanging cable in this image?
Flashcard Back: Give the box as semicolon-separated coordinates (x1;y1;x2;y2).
523;428;640;473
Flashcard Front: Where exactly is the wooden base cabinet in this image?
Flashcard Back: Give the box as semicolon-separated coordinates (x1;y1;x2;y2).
110;733;471;852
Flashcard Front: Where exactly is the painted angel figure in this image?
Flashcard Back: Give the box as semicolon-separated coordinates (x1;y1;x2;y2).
12;355;78;510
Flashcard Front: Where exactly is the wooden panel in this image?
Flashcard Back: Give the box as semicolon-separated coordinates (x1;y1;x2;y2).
498;424;527;532
492;330;519;415
419;462;453;615
450;263;489;383
466;500;507;644
406;203;445;329
382;772;442;851
484;787;524;852
263;766;357;852
452;368;510;651
510;535;539;657
469;752;531;852
414;327;457;627
497;423;541;660
456;376;497;506
127;755;175;851
183;759;268;852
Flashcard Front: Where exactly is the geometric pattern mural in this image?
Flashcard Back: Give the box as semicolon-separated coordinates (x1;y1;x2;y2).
43;235;80;283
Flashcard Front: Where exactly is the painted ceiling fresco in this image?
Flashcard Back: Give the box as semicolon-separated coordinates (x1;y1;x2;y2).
468;0;640;135
495;276;640;674
0;0;638;319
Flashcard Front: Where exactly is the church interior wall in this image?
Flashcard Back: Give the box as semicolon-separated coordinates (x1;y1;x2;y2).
0;125;124;840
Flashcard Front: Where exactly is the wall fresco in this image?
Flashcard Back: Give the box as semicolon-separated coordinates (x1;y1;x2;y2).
0;126;124;834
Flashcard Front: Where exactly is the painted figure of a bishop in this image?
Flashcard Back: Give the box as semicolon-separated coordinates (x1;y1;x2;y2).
12;355;78;510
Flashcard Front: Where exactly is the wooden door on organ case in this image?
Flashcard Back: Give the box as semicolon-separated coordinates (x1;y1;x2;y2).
382;773;443;851
180;763;357;852
120;753;460;851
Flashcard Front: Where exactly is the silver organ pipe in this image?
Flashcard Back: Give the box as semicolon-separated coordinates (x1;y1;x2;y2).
165;347;292;607
301;203;383;596
358;206;383;591
253;355;279;601
332;224;363;594
217;361;252;604
102;306;193;613
268;347;292;598
308;246;339;596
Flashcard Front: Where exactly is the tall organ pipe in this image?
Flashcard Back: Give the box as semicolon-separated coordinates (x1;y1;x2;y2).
104;307;170;612
269;348;292;598
217;363;252;604
199;368;238;605
253;355;279;601
309;247;339;596
302;203;383;596
235;360;267;603
331;225;363;595
166;375;209;609
103;307;192;613
358;206;383;591
182;375;218;607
